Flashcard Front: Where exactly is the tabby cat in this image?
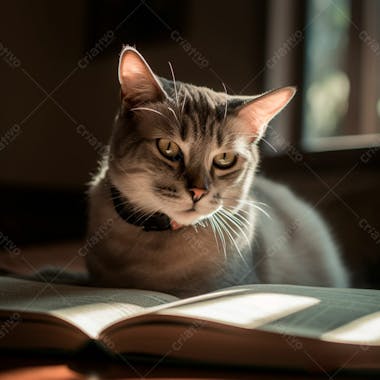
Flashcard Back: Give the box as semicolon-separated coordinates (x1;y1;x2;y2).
85;46;349;297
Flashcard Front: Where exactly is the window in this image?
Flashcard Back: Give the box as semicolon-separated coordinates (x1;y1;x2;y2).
265;0;380;153
303;0;380;150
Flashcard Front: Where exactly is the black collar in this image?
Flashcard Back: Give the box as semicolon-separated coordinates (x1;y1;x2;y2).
110;185;171;231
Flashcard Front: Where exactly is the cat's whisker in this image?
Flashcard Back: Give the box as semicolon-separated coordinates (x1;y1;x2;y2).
222;203;270;217
223;204;246;217
208;216;222;259
180;91;187;117
223;205;251;216
221;82;228;124
226;209;252;226
219;208;251;250
134;207;163;225
213;214;232;248
222;197;271;220
106;190;132;206
124;209;164;230
167;106;180;126
220;209;251;242
226;211;252;231
235;199;269;208
222;198;264;224
219;208;245;228
117;203;148;219
230;200;271;216
108;193;126;202
246;204;272;219
214;213;249;267
130;107;172;123
168;61;179;109
227;131;278;153
214;218;227;261
211;215;227;261
259;136;278;153
197;219;207;228
109;203;141;223
221;197;271;209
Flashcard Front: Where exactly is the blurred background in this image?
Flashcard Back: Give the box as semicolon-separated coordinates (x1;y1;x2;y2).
0;0;379;287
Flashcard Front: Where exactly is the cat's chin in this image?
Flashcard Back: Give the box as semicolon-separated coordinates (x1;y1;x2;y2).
169;211;201;226
169;208;219;226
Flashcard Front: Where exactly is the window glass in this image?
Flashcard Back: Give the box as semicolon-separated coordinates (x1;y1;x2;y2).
303;0;351;143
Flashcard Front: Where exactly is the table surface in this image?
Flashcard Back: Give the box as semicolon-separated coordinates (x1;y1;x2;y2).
0;243;377;380
1;352;376;380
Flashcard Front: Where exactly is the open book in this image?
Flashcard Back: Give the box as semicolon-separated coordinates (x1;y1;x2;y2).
0;276;379;372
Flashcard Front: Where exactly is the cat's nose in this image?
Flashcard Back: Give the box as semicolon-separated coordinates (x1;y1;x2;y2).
189;187;208;202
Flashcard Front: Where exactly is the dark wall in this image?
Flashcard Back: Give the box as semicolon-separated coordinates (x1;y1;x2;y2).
0;0;267;189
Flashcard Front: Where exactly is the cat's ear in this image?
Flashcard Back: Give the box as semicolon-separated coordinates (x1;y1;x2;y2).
236;86;296;141
118;46;168;106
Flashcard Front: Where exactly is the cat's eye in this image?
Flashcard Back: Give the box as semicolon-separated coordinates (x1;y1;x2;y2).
213;152;238;169
156;139;182;161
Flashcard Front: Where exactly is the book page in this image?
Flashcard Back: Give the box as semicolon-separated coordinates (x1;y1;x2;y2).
0;276;178;338
156;284;380;346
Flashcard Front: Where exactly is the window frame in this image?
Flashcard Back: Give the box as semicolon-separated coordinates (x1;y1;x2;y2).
265;0;380;154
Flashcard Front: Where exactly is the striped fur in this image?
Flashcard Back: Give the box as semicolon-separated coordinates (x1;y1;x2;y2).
84;47;349;297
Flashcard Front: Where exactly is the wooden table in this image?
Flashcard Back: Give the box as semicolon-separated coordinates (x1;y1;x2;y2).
1;352;373;380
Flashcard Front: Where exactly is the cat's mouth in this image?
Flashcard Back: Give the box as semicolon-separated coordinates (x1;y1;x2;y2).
169;205;220;228
168;209;203;227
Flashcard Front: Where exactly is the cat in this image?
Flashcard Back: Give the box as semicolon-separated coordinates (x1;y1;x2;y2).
81;46;349;298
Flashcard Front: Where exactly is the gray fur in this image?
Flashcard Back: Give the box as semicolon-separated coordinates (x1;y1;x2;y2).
85;47;349;297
